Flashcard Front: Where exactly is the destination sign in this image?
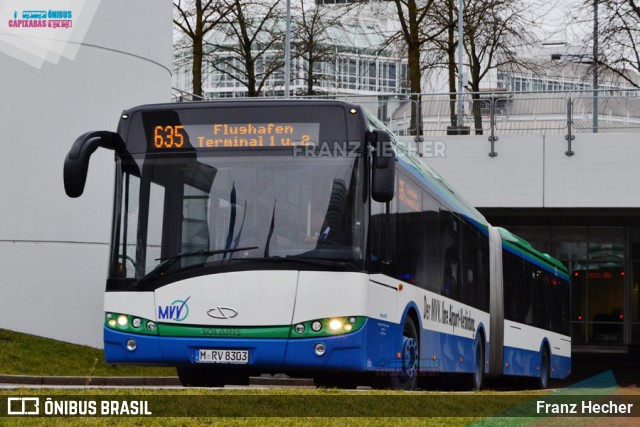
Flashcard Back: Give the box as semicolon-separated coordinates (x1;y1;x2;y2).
399;177;420;212
151;122;320;150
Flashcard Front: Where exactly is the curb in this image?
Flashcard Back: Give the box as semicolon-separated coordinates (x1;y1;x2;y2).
0;375;314;387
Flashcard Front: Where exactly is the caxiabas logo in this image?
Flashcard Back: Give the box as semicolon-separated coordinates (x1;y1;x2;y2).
158;296;190;321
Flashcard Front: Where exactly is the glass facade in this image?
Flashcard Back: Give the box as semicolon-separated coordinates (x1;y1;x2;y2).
172;18;409;99
504;224;637;348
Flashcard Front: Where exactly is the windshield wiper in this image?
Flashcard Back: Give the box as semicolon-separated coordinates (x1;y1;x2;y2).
134;246;259;286
237;255;354;269
157;247;259;263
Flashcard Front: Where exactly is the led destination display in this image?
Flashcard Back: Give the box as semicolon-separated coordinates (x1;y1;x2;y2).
151;122;320;150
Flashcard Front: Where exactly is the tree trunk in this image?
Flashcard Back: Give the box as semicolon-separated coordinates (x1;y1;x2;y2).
192;34;203;98
447;0;457;127
408;43;422;135
247;56;257;96
470;87;483;135
307;57;314;95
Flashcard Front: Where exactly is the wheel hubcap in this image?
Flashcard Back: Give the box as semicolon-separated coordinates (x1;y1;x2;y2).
402;336;418;378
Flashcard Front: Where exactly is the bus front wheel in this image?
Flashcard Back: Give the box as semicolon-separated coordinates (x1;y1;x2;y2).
373;318;419;390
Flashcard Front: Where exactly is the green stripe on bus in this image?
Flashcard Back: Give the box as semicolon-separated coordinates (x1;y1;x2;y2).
502;240;569;279
158;324;291;339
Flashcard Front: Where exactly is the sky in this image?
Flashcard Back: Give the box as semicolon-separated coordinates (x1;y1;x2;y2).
530;0;589;45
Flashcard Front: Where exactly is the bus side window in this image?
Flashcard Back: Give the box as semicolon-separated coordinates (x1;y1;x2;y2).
440;210;460;299
395;175;421;285
369;199;388;274
422;192;442;294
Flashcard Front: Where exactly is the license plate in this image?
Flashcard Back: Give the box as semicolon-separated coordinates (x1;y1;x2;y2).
196;349;249;364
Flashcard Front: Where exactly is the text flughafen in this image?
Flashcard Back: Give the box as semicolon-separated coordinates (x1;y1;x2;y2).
152;123;319;150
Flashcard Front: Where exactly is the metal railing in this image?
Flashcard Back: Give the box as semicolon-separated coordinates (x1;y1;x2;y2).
359;90;640;137
297;90;640;157
172;88;640;155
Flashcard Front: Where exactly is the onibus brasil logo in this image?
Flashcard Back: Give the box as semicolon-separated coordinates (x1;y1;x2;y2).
158;296;190;321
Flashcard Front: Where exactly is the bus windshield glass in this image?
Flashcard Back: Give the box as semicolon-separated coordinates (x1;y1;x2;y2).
109;104;365;289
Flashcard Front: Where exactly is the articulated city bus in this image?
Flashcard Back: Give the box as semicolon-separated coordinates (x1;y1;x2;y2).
64;100;570;389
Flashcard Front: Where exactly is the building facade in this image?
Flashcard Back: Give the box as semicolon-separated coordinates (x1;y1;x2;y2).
0;0;172;348
172;15;409;99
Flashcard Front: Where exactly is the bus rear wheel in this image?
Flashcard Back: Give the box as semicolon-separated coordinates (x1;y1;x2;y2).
535;346;550;390
468;338;484;391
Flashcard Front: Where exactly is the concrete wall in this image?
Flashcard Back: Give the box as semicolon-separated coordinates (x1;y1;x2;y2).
0;1;172;348
421;133;640;209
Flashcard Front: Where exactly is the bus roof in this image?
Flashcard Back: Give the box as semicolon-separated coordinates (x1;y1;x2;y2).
123;99;361;114
497;227;569;276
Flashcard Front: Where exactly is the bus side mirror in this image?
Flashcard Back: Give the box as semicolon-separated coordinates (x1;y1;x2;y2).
370;129;396;203
64;131;125;198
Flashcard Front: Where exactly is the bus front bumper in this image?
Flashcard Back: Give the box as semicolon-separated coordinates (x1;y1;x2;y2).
103;321;375;372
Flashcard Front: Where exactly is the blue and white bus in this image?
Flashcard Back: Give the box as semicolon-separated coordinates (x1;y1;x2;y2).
64;100;570;389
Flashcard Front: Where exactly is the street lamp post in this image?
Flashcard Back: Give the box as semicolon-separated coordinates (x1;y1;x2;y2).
285;0;291;99
457;0;464;128
593;0;598;133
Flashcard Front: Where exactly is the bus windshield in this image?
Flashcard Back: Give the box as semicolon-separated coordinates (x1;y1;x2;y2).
110;151;364;289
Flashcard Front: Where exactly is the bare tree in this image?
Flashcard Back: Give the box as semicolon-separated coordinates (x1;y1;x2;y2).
461;0;538;134
389;0;440;134
292;0;344;95
580;0;640;87
426;0;461;128
207;0;285;97
173;0;227;98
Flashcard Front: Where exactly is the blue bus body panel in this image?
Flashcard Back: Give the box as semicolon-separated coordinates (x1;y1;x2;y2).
104;320;488;376
551;354;571;379
421;329;477;373
105;319;568;379
502;346;571;379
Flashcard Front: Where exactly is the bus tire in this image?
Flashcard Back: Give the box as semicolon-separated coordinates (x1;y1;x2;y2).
468;338;484;391
374;318;419;390
176;366;226;388
535;346;550;390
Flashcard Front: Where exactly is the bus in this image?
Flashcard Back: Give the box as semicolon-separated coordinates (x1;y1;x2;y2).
63;100;570;389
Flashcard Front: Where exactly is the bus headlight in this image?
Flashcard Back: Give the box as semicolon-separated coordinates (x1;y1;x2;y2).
104;312;158;336
290;316;366;338
329;319;343;331
117;315;128;327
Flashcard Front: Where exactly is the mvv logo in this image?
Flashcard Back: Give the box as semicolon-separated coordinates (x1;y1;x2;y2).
158;296;190;321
